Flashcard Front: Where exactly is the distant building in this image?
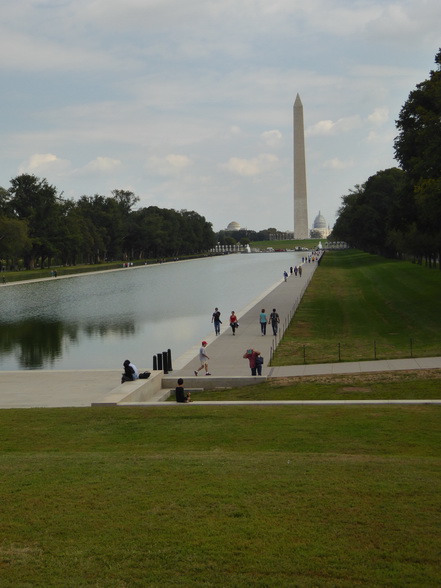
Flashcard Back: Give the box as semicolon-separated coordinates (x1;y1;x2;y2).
310;211;330;239
269;231;294;240
226;221;241;231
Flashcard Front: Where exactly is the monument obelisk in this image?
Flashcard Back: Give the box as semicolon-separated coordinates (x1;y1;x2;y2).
293;94;309;239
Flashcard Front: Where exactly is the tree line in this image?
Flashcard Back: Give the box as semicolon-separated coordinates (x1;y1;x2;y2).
0;176;216;269
332;48;441;268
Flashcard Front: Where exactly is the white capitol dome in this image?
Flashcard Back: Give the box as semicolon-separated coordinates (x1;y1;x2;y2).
226;221;241;231
313;211;327;229
311;211;330;238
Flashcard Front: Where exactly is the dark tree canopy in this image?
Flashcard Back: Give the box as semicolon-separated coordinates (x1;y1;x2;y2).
0;176;216;269
394;48;441;181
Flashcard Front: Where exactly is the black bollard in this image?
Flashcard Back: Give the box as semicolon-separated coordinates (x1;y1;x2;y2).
153;356;157;371
167;349;173;372
162;351;168;374
157;353;163;371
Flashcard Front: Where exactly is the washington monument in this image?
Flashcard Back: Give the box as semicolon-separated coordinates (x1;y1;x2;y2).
293;94;309;239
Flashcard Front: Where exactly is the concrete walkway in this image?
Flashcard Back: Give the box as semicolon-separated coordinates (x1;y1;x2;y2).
1;256;440;408
172;258;318;377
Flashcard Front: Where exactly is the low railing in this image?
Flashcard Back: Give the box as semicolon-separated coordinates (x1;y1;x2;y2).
281;339;441;365
269;280;310;363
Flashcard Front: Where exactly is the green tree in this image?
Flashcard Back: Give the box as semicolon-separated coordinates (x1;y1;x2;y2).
394;48;441;266
8;174;63;269
333;169;405;257
0;186;10;215
0;217;30;268
394;48;441;181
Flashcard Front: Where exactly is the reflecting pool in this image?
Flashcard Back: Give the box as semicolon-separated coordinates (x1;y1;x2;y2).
0;252;304;370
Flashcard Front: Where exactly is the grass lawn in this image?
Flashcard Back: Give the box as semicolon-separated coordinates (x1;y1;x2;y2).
185;370;441;401
273;249;441;365
250;238;321;250
0;405;440;587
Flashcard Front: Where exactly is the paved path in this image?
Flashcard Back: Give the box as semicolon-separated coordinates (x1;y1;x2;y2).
172;259;318;376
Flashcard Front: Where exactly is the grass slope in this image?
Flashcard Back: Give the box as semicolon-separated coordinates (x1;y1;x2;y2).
0;406;440;587
186;370;441;402
273;250;441;365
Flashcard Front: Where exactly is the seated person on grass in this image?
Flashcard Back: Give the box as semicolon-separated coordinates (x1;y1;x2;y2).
175;378;191;403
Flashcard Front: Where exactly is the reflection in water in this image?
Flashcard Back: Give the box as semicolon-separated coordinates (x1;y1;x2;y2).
0;319;137;369
0;252;304;370
0;320;67;369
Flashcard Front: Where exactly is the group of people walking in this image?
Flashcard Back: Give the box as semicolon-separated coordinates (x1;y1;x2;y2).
204;305;282;377
259;308;280;336
211;307;281;338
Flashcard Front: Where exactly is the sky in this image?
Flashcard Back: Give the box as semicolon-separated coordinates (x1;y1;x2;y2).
1;1;440;234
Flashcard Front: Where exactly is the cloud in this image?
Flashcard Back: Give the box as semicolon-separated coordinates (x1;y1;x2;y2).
307;115;362;136
82;157;122;173
222;154;279;177
147;154;194;176
0;29;121;72
228;126;242;136
18;153;70;175
367;107;389;126
365;2;441;45
366;129;396;145
261;130;282;148
323;158;354;170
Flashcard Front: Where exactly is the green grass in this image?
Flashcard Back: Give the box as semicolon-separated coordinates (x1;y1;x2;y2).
273;249;441;365
185;370;441;401
0;405;440;587
251;238;321;250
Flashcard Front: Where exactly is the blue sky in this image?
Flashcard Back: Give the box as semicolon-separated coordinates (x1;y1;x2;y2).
1;0;439;233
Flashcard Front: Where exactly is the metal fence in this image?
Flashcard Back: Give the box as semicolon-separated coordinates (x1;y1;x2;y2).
268;280;309;363
294;339;440;365
270;333;441;366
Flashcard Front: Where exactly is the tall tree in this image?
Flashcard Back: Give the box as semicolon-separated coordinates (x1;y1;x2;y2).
332;169;405;257
394;48;441;266
0;217;30;268
8;174;63;269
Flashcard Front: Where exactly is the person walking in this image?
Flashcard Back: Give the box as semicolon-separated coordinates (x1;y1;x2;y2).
212;307;222;335
259;308;267;335
283;270;288;281
229;311;238;335
269;308;280;336
243;349;263;376
194;341;211;375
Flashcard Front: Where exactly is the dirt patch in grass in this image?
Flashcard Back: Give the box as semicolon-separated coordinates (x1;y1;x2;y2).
340;387;372;393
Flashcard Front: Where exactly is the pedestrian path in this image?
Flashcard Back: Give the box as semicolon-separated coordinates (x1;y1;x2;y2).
172;258;318;377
